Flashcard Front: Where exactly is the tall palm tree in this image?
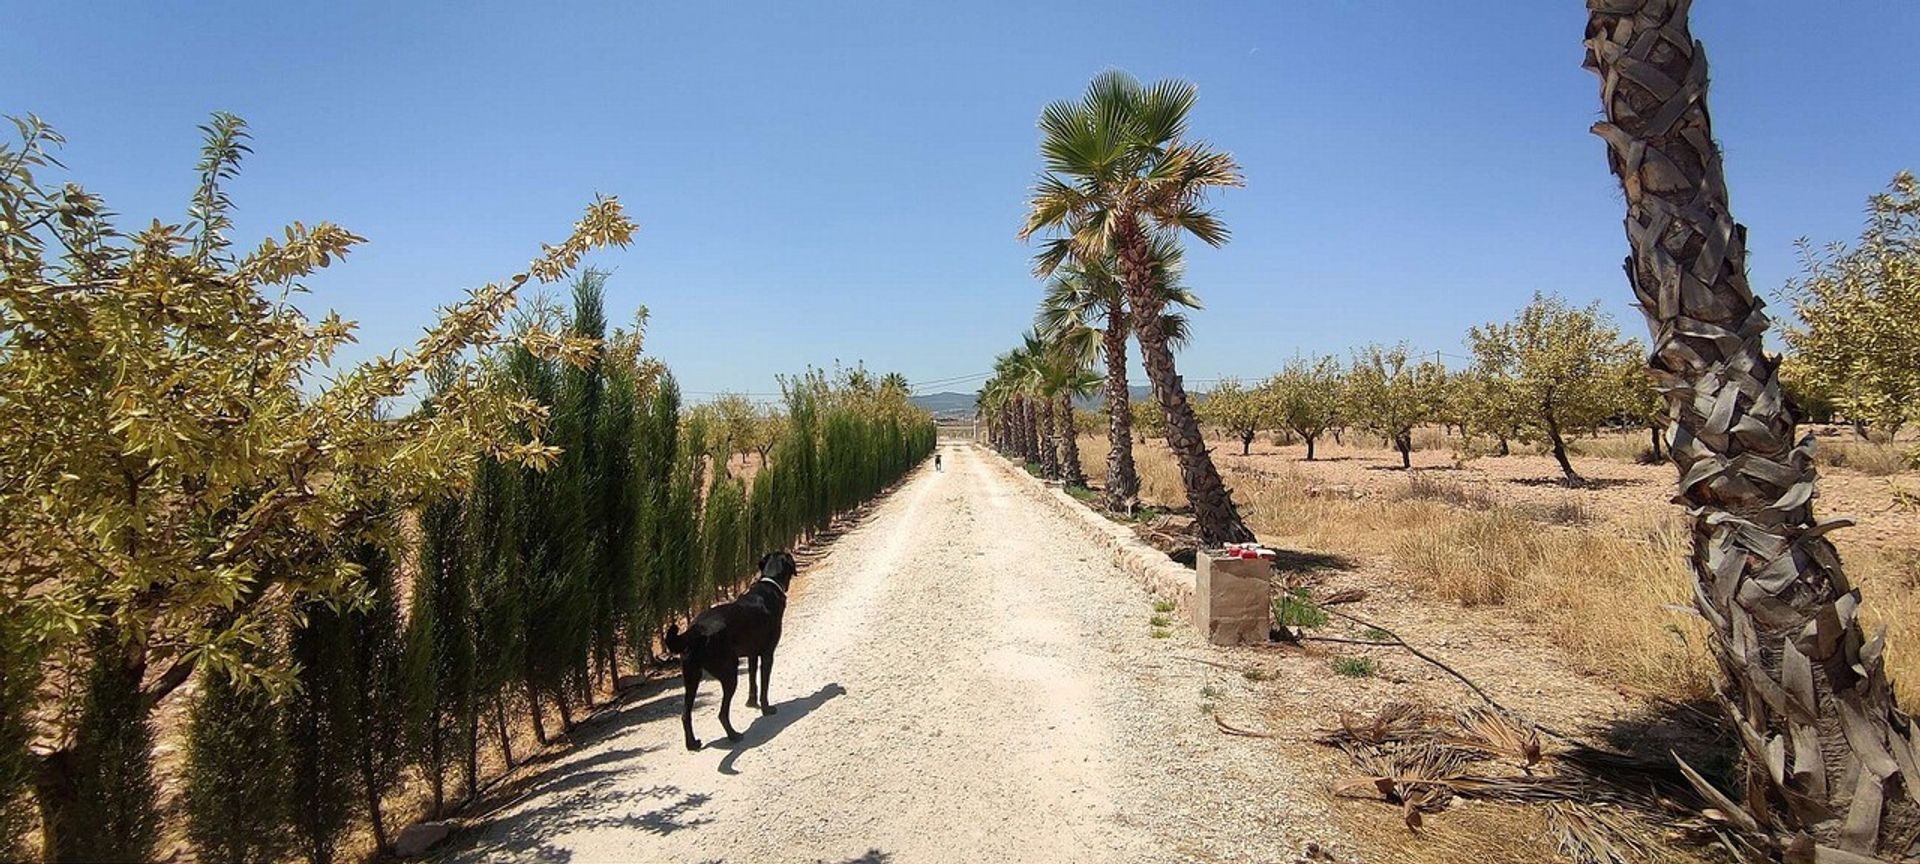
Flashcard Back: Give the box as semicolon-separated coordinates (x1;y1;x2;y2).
1021;70;1254;544
1046;330;1103;490
1017;332;1062;480
1038;254;1200;508
1585;4;1916;857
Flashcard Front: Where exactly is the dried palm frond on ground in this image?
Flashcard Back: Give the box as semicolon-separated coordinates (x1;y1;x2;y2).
1330;739;1471;829
1320;704;1709;862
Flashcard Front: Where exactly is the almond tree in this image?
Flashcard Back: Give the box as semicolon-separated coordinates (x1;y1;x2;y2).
1466;293;1640;485
1021;71;1254;544
1344;344;1445;469
0;114;631;858
1198;377;1273;456
1783;172;1920;438
1266;356;1343;460
1585;4;1917;856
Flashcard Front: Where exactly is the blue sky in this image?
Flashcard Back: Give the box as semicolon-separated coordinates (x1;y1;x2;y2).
11;2;1916;401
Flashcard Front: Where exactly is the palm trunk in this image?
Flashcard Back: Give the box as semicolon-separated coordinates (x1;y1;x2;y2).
1026;399;1043;467
1586;4;1917;857
1059;393;1087;488
1102;304;1140;509
1039;398;1061;479
1117;221;1253;545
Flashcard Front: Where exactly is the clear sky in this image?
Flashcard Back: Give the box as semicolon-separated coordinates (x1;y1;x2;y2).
10;2;1916;401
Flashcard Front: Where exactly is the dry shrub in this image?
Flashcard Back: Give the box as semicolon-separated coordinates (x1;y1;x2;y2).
1516;515;1710;699
1816;439;1912;476
1392;474;1495;511
1411;426;1452;452
1850;545;1920;704
1567;431;1650;462
1519;497;1591;527
1386;508;1535;606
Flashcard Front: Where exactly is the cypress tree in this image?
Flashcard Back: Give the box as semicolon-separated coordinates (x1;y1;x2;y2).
505;335;570;737
286;597;358;864
667;411;708;620
41;630;159;863
350;538;407;853
469;451;526;764
601;358;641;685
0;611;40;863
183;656;290;864
557;272;609;700
631;372;680;664
286;536;407;863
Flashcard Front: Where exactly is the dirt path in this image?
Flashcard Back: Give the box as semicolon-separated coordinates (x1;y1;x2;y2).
440;442;1338;864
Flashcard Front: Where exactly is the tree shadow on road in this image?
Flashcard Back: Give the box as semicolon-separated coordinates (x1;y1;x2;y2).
712;682;848;775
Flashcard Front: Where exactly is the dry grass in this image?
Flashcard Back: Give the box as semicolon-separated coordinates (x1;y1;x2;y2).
1391;474;1496;511
1082;431;1920;704
1081;434;1719;700
1815;438;1914;476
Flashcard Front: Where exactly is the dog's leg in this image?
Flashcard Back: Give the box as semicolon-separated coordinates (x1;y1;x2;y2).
746;655;760;708
759;651;776;714
681;655;703;751
717;663;744;742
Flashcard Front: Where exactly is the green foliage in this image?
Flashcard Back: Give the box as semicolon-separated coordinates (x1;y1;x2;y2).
1784;172;1920;434
51;632;160;863
1445;367;1524;454
349;541;408;846
184;661;290;864
1345;344;1447;467
632;373;683;660
286;598;358;864
1199;377;1275;454
405;492;475;810
288;536;407;862
1274;589;1327;629
1465;293;1640;480
1266;356;1343;458
1130;398;1167;440
0;114;634;855
1332;656;1377;678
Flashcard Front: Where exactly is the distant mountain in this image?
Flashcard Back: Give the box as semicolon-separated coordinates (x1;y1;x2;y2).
910;391;980;418
913;385;1162;419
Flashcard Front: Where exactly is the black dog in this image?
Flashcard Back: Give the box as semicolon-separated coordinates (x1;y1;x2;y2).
663;550;796;751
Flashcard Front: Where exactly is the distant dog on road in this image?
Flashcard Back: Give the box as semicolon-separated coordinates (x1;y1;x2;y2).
663;550;797;751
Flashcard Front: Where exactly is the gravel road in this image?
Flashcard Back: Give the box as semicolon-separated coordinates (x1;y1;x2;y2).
442;442;1330;864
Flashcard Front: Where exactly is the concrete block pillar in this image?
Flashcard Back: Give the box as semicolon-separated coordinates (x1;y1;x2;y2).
1194;553;1272;646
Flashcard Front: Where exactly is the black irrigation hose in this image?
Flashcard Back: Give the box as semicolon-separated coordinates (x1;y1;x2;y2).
1312;605;1600;749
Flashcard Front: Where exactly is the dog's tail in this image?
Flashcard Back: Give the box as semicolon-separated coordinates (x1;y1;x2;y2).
663;623;685;655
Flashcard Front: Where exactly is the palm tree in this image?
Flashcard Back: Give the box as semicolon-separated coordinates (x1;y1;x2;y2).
1045;332;1103;490
1038;254;1200;508
1017;332;1062;480
1585;4;1916;857
1019;325;1103;488
1021;70;1254;544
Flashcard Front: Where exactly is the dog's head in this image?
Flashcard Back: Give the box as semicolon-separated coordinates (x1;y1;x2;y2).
758;550;797;588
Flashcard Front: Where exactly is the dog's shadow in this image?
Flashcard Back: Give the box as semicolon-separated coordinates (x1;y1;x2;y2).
711;681;847;775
